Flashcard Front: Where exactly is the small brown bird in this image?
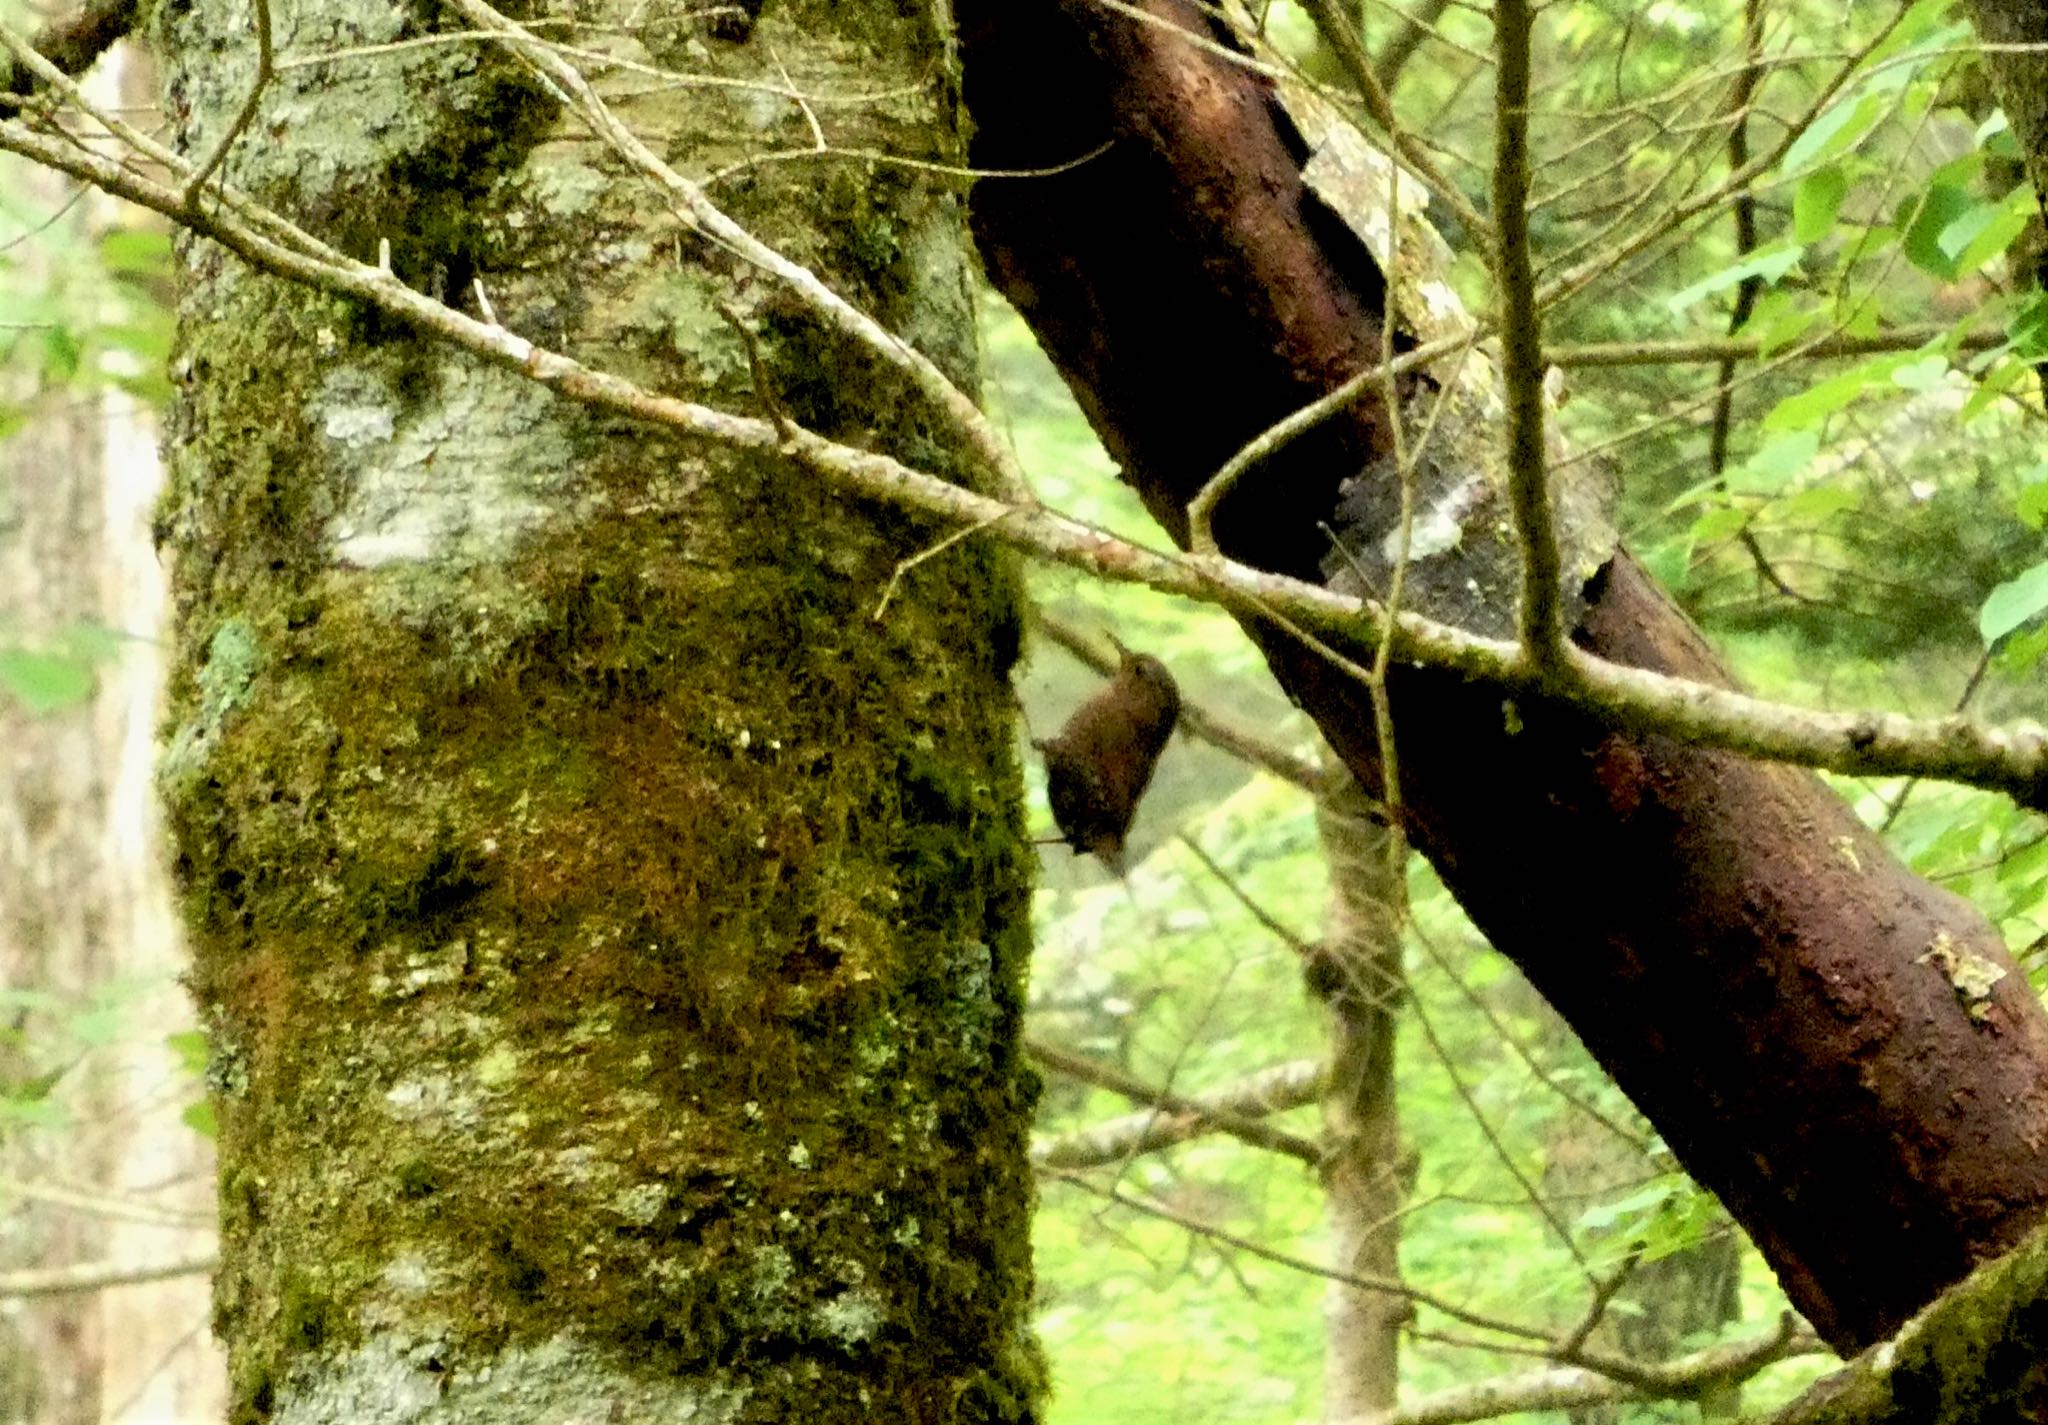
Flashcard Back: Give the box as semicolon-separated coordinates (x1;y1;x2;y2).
1034;636;1180;876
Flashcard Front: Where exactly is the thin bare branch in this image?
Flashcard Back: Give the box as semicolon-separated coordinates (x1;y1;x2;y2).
1351;1314;1812;1425
1026;1038;1324;1165
1489;0;1566;675
180;0;272;206
447;0;1040;510
1039;1164;1563;1344
0;1253;216;1300
3;111;2044;812
1031;1058;1324;1169
1550;323;2005;368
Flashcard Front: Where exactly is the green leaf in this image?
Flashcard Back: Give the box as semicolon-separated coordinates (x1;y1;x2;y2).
1730;430;1819;493
0;648;96;714
1980;560;2048;644
97;228;173;278
2018;466;2048;530
1741;290;1818;357
2010;292;2048;360
1639;532;1694;591
1781;90;1886;174
1961;355;2028;422
1897;184;1977;278
1993;620;2048;676
1940;188;2030;277
1764;353;1914;430
1665;243;1804;315
166;1029;211;1077
1690;506;1749;541
38;324;81;383
181;1100;218;1139
1794;167;1847;243
1779;485;1860;522
1890;354;1949;392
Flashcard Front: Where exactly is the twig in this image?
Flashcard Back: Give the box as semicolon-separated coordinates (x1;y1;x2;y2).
0;1253;216;1299
1026;1039;1324;1165
1372;0;1454;92
1031;1059;1324;1169
1880;646;1996;833
5;117;2046;810
1490;0;1566;677
1039;1164;1563;1344
180;0;273;207
1551;1245;1643;1359
1177;832;1319;955
1296;0;1493;246
872;511;1013;621
446;0;1041;511
1535;4;1915;317
1374;1314;1811;1425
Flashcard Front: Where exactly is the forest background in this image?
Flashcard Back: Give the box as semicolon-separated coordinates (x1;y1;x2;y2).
1;0;2046;1422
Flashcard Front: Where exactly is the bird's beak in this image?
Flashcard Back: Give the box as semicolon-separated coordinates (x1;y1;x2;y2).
1106;632;1133;667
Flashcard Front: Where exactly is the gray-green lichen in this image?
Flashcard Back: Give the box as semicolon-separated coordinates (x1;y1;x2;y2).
159;616;260;793
274;1330;752;1425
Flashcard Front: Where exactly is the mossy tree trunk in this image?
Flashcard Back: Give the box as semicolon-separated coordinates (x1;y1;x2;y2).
156;2;1042;1421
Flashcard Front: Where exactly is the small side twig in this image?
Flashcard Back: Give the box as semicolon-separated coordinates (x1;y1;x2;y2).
1552;1244;1644;1359
180;0;273;208
872;511;1012;621
1026;1039;1324;1165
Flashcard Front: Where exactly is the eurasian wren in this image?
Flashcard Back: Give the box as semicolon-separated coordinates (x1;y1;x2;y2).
1034;637;1180;876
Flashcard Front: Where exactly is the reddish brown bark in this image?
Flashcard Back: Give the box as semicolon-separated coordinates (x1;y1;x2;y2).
958;0;2048;1350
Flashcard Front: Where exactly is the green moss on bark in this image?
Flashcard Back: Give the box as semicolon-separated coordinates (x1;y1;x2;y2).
161;0;1041;1420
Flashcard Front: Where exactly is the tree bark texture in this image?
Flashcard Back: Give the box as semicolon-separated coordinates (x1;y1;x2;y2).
158;3;1041;1422
956;0;2048;1351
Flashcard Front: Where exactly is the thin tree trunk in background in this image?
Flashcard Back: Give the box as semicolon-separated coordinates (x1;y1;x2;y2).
0;342;111;1425
158;1;1041;1418
957;0;2048;1350
94;376;224;1422
0;50;224;1419
1313;774;1406;1420
91;45;228;1422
